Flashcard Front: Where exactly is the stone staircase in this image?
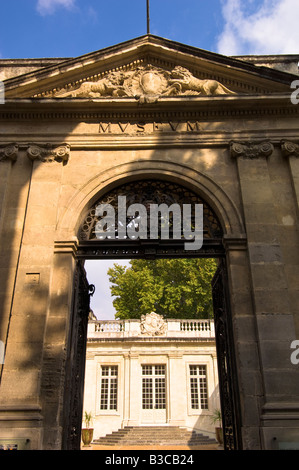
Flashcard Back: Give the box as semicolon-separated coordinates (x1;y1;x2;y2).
93;426;218;447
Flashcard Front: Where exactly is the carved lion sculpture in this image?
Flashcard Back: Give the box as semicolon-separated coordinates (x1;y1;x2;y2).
56;72;127;98
169;66;235;96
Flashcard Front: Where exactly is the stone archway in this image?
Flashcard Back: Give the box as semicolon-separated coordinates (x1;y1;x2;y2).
59;176;246;450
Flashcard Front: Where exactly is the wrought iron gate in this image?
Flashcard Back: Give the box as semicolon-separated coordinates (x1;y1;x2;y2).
64;179;242;449
62;261;95;450
212;259;242;450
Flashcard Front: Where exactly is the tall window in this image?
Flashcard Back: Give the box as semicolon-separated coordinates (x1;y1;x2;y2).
100;365;118;411
142;365;166;410
189;365;208;410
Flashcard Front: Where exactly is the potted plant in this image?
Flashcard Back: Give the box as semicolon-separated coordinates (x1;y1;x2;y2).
210;409;223;445
81;411;94;447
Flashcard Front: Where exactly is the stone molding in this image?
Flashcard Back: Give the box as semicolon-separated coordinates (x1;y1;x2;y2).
230;141;274;159
281;140;299;158
0;143;70;164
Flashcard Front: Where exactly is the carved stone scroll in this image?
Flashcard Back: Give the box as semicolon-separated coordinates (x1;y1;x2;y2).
0;144;18;162
281;140;299;158
27;144;70;164
230;141;274;159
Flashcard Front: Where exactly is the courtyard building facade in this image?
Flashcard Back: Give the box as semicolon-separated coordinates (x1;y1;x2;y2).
83;314;220;441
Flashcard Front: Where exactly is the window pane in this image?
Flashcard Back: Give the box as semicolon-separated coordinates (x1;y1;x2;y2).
142;378;153;409
190;377;199;409
155;377;166;409
100;366;118;411
189;365;208;410
100;378;109;410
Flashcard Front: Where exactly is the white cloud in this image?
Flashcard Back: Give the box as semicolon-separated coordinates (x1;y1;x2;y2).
217;0;299;55
37;0;76;16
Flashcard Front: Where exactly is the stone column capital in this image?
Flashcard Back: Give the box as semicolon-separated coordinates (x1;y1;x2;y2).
0;143;19;162
27;143;70;164
281;140;299;158
230;141;274;159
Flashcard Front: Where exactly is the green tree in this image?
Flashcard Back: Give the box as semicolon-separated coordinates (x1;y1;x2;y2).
108;258;218;320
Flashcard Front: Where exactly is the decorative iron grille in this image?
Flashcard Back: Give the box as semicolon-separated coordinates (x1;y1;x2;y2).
78;180;223;242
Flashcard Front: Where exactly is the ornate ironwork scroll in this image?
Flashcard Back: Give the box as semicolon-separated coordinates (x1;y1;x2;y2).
62;261;95;450
77;179;224;259
79;179;222;240
212;259;242;450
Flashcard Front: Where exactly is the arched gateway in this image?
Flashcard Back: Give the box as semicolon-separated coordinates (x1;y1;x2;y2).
0;36;299;450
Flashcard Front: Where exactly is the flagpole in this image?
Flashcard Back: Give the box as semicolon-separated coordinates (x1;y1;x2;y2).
147;0;150;34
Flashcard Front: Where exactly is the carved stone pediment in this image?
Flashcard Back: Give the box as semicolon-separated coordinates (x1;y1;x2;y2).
4;36;295;101
140;312;167;336
52;64;235;104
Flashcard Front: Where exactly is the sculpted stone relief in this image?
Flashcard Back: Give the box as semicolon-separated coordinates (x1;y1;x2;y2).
140;312;167;336
53;64;235;103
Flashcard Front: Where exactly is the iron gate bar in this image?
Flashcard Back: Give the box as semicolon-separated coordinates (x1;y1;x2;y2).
76;238;225;260
212;259;243;450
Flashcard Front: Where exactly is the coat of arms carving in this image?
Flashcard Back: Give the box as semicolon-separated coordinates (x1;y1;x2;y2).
140;312;167;336
54;65;235;103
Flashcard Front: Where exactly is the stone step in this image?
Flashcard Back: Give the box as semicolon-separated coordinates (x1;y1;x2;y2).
93;426;218;446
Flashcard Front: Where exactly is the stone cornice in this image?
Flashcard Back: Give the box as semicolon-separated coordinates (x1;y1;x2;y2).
0;93;297;121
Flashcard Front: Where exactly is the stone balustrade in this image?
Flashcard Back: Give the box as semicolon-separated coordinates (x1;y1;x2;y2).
88;317;215;339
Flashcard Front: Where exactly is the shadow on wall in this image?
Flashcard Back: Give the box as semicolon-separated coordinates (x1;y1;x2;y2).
0;78;248;449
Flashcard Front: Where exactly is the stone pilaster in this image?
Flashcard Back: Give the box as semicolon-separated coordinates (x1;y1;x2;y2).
281;140;299;215
167;353;185;427
0;143;70;449
280;140;299;337
230;141;298;404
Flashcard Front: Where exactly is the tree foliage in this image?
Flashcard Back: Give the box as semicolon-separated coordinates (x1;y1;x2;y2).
107;258;218;320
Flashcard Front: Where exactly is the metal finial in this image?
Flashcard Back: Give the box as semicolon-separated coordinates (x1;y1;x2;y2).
147;0;150;34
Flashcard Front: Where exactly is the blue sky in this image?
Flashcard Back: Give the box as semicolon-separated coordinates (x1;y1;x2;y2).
0;0;299;59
